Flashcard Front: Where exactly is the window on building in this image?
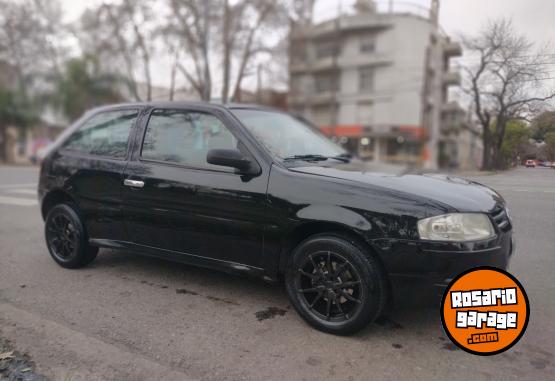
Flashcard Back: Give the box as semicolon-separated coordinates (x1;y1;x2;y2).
311;105;333;126
315;40;339;59
290;43;307;64
141;109;237;171
290;75;306;94
357;101;374;124
63;109;137;158
315;72;339;93
360;35;376;53
359;137;374;160
359;66;375;92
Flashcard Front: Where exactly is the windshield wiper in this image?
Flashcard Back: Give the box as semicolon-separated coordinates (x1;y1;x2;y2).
283;154;351;163
330;153;352;163
283;154;329;162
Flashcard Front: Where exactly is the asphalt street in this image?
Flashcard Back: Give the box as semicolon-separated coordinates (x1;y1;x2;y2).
0;166;553;380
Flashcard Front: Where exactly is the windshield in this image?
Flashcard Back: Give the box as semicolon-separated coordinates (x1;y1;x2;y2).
232;109;346;160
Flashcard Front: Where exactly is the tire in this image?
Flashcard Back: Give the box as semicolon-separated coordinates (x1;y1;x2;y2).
285;234;387;335
44;203;98;269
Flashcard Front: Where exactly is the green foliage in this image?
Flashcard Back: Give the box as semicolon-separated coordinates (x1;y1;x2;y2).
545;132;555;160
499;120;530;167
0;87;36;128
46;55;123;120
531;111;555;141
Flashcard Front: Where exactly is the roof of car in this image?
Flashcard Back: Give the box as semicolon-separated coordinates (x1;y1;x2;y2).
87;101;279;114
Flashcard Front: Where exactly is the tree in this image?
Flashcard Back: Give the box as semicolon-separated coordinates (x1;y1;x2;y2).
79;0;157;102
0;0;67;162
545;132;555;161
461;19;555;170
0;0;68;92
164;0;286;102
166;0;214;101
1;0;71;97
225;0;285;102
531;110;555;141
46;56;123;120
0;88;36;162
499;120;530;168
290;0;316;24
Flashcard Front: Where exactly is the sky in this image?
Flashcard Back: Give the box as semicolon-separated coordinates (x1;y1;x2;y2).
62;0;555;45
312;0;555;47
59;0;555;92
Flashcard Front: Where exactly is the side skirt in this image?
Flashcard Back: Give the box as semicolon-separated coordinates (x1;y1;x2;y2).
88;238;274;281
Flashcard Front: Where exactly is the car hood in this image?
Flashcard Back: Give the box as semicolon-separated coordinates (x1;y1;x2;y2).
288;162;504;213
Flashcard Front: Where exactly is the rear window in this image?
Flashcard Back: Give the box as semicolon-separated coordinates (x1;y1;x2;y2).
63;110;138;158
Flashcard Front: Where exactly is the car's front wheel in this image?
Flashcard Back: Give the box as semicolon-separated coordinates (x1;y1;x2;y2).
285;234;387;335
45;203;98;269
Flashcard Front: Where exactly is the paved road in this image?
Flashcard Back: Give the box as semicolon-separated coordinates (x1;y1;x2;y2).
0;166;553;380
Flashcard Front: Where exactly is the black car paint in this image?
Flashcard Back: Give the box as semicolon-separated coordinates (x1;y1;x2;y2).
39;102;513;299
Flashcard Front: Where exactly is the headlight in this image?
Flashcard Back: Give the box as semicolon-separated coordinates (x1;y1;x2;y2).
417;213;495;242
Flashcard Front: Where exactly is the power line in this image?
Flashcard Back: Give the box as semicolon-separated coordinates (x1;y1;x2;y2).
455;54;555;62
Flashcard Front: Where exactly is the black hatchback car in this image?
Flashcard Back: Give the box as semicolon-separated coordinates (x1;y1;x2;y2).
39;102;514;334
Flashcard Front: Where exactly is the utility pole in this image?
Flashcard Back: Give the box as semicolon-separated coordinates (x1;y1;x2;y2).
424;0;442;169
256;64;262;103
202;2;211;101
330;0;342;138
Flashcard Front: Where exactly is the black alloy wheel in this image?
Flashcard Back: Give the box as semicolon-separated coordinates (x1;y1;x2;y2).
46;212;78;261
296;251;364;322
285;234;387;335
45;203;98;268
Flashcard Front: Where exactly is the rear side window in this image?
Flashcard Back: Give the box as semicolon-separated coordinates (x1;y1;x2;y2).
141;109;237;171
63;109;138;158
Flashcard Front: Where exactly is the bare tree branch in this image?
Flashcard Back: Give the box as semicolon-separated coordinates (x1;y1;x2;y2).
461;18;555;170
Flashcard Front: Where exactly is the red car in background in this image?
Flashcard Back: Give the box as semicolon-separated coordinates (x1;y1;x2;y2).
525;160;536;168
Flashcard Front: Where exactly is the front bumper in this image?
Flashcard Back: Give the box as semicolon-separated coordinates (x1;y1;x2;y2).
430;233;514;295
378;230;514;305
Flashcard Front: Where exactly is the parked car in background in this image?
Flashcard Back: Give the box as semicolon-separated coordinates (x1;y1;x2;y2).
525;160;536;168
538;160;552;168
38;102;514;335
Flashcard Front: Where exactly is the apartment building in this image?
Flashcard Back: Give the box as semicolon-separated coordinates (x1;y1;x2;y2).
288;0;464;166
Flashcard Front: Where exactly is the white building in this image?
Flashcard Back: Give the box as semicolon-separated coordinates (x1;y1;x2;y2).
288;1;464;166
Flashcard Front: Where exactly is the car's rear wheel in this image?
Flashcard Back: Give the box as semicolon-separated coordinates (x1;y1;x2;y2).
285;234;387;335
45;203;98;269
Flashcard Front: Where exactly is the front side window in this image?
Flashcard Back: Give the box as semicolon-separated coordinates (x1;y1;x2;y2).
63;109;137;158
232;109;345;160
141;109;237;171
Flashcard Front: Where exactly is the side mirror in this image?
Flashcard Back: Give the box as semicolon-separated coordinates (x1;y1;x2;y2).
207;149;260;175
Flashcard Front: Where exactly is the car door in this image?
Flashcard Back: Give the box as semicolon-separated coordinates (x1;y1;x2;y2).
121;106;270;269
51;107;140;241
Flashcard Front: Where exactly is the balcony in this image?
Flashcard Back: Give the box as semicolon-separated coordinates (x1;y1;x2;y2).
288;91;336;106
440;118;462;135
338;52;393;68
441;101;463;113
442;41;463;58
290;53;392;74
290;61;310;73
290;14;392;41
442;71;461;87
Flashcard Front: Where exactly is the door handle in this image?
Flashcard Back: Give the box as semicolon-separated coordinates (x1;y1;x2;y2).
124;179;145;188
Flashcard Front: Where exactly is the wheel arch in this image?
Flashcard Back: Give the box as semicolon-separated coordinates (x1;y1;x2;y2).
278;221;388;281
41;189;77;220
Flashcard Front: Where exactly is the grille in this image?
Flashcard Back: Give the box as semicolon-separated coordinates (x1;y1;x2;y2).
491;208;512;232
